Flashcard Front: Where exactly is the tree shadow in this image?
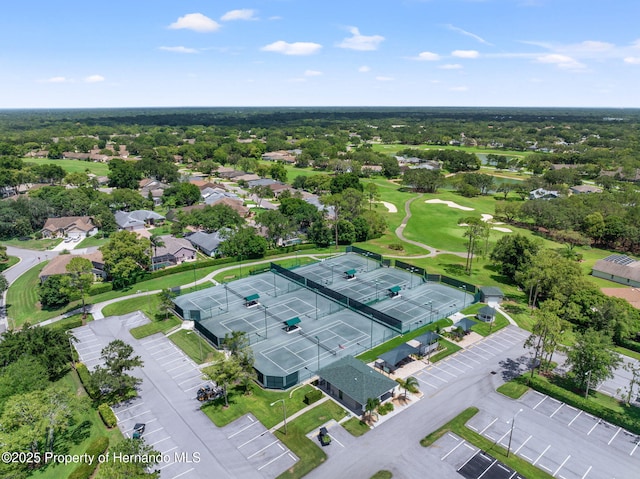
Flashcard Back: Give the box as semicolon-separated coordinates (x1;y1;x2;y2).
498;355;530;381
441;262;466;277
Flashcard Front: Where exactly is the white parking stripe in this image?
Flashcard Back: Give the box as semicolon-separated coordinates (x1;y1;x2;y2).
550;403;564;418
554;455;571;477
533;396;547;410
477;459;497;479
587;421;599;435
149;437;171;447
630;442;639;456
441;439;466;460
247;440;278;458
533;445;550;465
422;370;448;383
257;450;290;471
568;410;582;426
608;427;621;445
228;420;258;439
171;467;194;478
480;418;497;434
515;435;531;454
581;465;592;478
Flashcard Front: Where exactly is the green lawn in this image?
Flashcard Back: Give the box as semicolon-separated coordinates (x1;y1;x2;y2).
102;294;161;319
420;407;553;479
462;303;510;336
370;471;393;479
168;329;221;364
275;400;347;479
0;255;20;272
76;234;110;249
130;316;181;339
342;417;371;436
23;157;110;175
1;237;61;250
496;381;530;399
201;383;314;428
429;339;462;363
30;370;122;479
357;318;452;363
371;143;531;161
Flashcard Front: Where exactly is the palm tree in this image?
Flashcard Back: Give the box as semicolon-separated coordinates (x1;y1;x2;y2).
365;397;380;422
404;376;420;397
149;234;165;271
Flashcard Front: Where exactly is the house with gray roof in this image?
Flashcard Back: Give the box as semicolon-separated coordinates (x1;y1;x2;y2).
186;231;225;257
592;255;640;287
529;188;559;200
317;356;397;415
479;286;504;304
151;235;196;269
115;210;165;231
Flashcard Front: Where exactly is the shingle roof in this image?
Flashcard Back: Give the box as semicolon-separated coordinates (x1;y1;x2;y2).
42;216;95;233
378;343;419;367
455;317;478;331
317;356;397;405
592;258;640;282
187;231;224;252
480;286;504;297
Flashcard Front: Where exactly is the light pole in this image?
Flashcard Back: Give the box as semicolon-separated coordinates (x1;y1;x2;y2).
460;285;467;309
375;279;379;301
187;331;204;363
263;305;268;339
507;408;523;457
315;290;318;320
270;399;287;435
584;370;592;399
426;301;433;323
65;330;75;369
224;284;229;311
315;336;320;370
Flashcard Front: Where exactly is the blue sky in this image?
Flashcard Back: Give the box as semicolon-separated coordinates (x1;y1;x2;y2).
1;0;639;108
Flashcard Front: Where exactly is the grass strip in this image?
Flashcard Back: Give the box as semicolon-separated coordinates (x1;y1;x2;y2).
275;400;347;479
341;417;371;437
370;471;392;479
420;407;553;479
496;381;529;399
168;329;220;364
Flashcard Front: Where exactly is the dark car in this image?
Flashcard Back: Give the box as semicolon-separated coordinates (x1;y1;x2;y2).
132;423;146;439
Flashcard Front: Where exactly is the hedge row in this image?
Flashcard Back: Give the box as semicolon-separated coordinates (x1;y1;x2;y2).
76;363;98;399
88;282;113;296
619;338;640;354
67;436;109;479
146;256;236;280
515;375;640;435
98;403;117;428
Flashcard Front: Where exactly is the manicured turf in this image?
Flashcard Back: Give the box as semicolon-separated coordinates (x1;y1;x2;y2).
420;407;553;479
342;417;371;436
201;383;314;428
76;234;109;249
1;237;61;250
496;381;529;399
0;255;20;272
129;316;181;339
168;329;220;364
23;157;110;175
370;471;393;479
275;400;347;479
371;143;531;161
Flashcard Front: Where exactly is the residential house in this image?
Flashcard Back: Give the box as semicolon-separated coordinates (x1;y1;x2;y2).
529;188;560;200
39;251;106;283
115;210;165;231
592;255;640;287
261;150;298;164
569;184;602;195
234;173;261;183
41;216;97;239
186;231;225;257
151;235;196;269
139;178;171;206
479;286;504;305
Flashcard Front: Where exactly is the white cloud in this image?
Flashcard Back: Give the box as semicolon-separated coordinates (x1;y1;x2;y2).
576;40;614;52
439;64;463;70
84;75;105;83
445;24;493;46
337;27;384;51
159;46;198;54
449;86;469;92
169;13;220;33
44;76;69;83
452;50;479;59
261;41;322;56
358;65;371;73
415;51;440;61
304;70;322;77
376;76;394;81
221;9;257;21
624;57;640;64
632;39;640;49
536;53;585;70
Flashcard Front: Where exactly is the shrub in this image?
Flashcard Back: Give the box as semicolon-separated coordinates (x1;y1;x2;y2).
98;403;117;428
304;389;323;405
67;436;109;479
388;243;404;251
76;363;98;399
88;282;113;296
378;402;394;416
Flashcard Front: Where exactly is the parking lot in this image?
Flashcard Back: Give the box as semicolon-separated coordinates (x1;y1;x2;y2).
73;312;297;479
437;433;525;479
413;327;529;394
462;391;640;479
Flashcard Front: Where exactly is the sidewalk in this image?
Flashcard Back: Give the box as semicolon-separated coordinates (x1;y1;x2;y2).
269;396;330;433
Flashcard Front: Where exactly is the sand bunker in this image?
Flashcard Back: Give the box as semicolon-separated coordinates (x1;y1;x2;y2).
378;201;398;213
425;199;474;211
492;227;513;233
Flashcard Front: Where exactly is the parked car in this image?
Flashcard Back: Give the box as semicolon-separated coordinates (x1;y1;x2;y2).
318;426;331;446
132;423;146;439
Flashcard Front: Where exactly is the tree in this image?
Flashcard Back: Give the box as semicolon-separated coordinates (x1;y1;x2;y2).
330;173;362;194
101;231;151;287
365;397;380;422
162;182;201;207
0;356;49;412
269;163;288;182
337;219;356;244
307;219;332;247
619;361;640;405
497;182;516;199
565;329;622;396
396;376;419;399
149;234;165;271
94;438;160;479
108;158;141;189
202;355;245;407
257;210;293;248
217;227;268;258
402;169;444;193
64;257;94;318
381;157;400;178
458;216;484;275
524;303;564;377
0;273;7;296
364;182;380;210
158;288;175;320
490;234;541;281
92;340;143;399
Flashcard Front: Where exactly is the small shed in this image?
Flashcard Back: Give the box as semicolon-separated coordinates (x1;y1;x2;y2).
477;306;496;323
414;331;440;356
388;286;401;298
480;287;504;304
344;269;357;280
455;317;478;332
376;343;419;373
